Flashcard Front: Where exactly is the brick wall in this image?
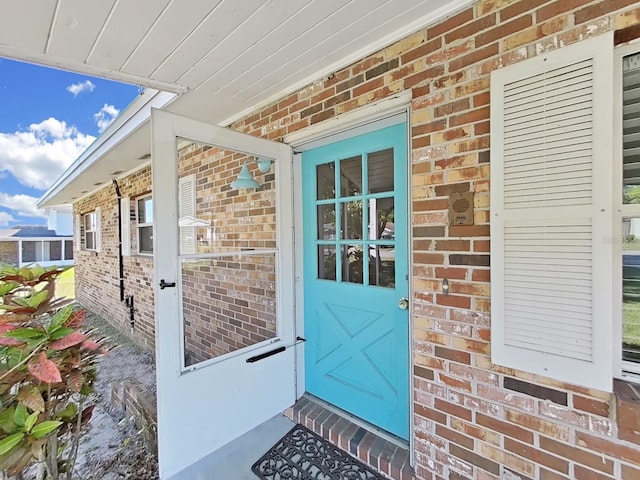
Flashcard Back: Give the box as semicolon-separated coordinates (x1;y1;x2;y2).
179;143;277;366
0;241;18;266
72;0;640;478
182;256;277;366
225;1;640;479
75;144;278;361
75;166;156;349
111;378;157;453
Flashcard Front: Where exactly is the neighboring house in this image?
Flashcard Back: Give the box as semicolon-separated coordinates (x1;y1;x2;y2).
0;207;74;267
2;1;639;479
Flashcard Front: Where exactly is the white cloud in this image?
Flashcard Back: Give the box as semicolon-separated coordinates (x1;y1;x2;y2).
0;117;95;190
66;80;95;97
0;193;46;218
0;212;17;227
94;104;119;133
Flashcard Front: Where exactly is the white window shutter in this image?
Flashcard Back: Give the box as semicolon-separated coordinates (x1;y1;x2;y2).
490;32;614;392
94;206;102;254
74;214;81;252
121;197;131;256
179;175;196;255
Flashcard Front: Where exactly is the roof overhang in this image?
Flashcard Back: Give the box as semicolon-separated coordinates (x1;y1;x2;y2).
38;88;177;207
1;0;476;207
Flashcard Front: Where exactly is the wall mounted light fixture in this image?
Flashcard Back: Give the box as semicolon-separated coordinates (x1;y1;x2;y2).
230;158;273;190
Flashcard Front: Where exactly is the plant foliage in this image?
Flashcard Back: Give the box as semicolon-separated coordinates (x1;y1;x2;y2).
0;262;106;479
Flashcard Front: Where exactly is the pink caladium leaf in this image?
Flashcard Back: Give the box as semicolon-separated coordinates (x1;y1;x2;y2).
49;332;87;351
0;337;24;347
81;339;101;351
65;310;86;329
28;353;62;384
0;324;16;334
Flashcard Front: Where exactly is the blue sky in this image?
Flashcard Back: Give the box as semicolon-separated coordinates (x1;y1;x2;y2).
0;57;139;226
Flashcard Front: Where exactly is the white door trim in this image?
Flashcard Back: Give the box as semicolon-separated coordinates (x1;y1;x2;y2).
287;93;414;465
284;91;412;149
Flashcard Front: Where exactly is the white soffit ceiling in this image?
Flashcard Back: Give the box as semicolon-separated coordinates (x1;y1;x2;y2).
1;0;473;205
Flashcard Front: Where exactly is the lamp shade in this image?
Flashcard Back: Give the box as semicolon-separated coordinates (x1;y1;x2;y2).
231;164;260;190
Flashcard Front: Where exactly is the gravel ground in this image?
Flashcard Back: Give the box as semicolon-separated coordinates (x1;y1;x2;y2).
72;313;159;480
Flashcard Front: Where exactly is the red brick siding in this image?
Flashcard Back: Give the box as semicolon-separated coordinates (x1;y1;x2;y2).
73;1;640;478
178;144;277;365
75;166;156;349
76;145;278;362
0;241;18;266
228;1;640;479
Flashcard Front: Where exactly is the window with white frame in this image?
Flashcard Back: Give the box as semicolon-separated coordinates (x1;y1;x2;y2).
137;195;153;254
83;210;99;251
21;240;70;263
620;48;640;373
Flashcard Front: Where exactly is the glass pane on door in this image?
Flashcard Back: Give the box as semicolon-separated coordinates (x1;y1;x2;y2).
182;254;277;367
313;147;396;288
176;139;279;369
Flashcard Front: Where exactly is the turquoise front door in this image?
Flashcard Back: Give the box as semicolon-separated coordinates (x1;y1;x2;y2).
302;122;409;439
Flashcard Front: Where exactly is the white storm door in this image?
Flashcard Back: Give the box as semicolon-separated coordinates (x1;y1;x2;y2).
151;109;296;479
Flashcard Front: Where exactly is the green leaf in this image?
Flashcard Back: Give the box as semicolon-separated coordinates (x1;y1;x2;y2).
0;282;19;296
0;433;24;456
0;442;30;474
13;404;27;428
30;421;62;440
49;306;73;332
30;265;45;279
6;328;45;340
48;327;74;341
24;413;38;433
25;339;45;350
27;290;49;309
12;298;31;308
56;403;78;420
0;262;17;276
0;407;16;434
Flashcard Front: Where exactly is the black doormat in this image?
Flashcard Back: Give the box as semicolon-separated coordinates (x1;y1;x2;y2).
252;424;385;480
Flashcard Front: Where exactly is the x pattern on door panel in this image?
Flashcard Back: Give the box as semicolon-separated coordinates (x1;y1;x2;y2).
316;302;397;399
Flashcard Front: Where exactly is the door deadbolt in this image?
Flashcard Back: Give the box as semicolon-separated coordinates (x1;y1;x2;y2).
398;297;409;310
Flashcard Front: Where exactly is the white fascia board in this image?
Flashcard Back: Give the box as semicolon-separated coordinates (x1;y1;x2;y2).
37;89;177;208
0;46;187;95
218;0;476;127
0;237;72;242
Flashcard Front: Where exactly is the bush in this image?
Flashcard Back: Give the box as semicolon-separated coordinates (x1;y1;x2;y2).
0;263;106;479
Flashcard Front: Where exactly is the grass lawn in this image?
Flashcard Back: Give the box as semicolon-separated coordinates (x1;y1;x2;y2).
55;267;75;300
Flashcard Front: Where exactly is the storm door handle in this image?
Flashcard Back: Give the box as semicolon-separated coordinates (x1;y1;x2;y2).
159;279;176;289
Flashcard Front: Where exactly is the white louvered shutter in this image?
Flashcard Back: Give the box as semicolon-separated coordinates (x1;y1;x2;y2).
121;197;131;256
490;32;614;391
74;214;81;252
179;175;196;255
94;206;102;253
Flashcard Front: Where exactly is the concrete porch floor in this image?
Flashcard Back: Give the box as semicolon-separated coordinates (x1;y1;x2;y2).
168;395;413;480
169;414;295;480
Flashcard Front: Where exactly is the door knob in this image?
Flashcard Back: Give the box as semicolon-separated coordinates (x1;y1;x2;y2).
398;297;409;310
